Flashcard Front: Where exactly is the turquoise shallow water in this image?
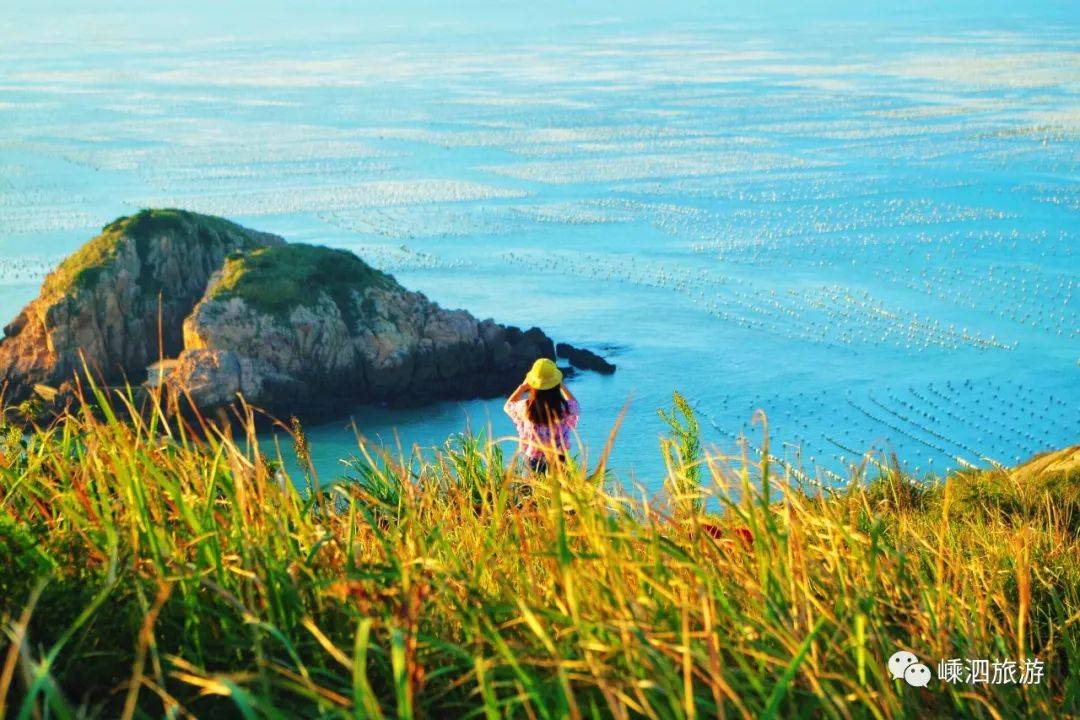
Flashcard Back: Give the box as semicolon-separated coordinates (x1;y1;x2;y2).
2;1;1077;488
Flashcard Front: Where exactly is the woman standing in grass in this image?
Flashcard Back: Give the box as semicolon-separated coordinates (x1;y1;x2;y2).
504;358;580;473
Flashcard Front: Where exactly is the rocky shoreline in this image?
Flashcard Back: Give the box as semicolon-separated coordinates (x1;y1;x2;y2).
0;209;615;423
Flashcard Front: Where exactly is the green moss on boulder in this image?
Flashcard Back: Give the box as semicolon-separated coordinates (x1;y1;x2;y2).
210;244;394;324
0;209;285;407
47;208;267;294
0;208;572;419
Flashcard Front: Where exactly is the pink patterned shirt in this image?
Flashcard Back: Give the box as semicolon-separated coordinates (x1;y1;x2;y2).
503;398;580;461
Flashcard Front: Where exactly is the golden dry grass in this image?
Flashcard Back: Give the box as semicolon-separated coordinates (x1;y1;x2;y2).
0;386;1076;718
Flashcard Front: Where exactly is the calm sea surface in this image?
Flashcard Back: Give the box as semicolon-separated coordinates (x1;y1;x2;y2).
2;1;1077;487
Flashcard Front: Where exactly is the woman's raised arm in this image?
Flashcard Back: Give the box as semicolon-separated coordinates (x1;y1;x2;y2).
504;381;530;415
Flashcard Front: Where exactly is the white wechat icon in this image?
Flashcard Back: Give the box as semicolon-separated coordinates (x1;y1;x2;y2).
887;650;919;681
904;663;932;688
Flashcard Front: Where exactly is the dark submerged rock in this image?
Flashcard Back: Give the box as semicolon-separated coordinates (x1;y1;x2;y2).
556;342;616;375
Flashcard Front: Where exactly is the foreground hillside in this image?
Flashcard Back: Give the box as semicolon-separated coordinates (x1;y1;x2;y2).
0;390;1076;719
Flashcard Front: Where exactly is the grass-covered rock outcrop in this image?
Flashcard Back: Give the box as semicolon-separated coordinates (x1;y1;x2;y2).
174;242;554;414
47;209;272;295
0;209;571;421
0;209;284;409
210;243;393;325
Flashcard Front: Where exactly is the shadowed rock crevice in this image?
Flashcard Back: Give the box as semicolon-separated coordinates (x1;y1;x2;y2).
0;210;611;421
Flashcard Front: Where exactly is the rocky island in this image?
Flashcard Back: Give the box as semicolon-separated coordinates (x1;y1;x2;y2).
0;209;613;421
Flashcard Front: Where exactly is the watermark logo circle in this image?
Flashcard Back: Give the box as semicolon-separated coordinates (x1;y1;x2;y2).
887;650;919;680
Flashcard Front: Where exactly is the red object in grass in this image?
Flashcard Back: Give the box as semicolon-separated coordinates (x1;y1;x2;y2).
701;523;724;539
732;526;754;547
701;523;754;548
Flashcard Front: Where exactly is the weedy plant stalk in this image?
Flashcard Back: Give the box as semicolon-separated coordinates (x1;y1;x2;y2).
0;384;1076;718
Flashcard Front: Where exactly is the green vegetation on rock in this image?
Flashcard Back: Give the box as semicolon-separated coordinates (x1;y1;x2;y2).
210;243;393;324
46;208;265;294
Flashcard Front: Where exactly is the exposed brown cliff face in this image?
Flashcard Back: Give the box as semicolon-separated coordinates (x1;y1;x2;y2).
165;243;555;416
0;210;591;421
0;209;283;404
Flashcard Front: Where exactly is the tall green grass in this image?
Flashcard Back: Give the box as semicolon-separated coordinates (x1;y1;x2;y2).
0;385;1076;718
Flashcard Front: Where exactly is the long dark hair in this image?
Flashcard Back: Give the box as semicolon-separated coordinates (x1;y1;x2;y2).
526;385;568;425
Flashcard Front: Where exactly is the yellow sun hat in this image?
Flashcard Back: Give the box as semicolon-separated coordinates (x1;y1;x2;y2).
524;358;563;390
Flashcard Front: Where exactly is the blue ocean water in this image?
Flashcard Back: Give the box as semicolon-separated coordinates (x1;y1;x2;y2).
1;1;1077;487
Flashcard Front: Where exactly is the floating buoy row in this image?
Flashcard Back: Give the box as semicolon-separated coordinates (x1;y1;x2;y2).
498;247;1027;354
695;347;1077;478
872;253;1076;340
0;255;64;285
692;223;1071;271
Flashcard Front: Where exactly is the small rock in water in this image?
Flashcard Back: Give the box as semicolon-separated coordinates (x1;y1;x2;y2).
556;343;616;374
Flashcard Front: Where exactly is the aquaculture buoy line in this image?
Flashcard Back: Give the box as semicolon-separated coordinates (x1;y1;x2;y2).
433;227;1073;478
498;248;1017;354
1;15;1076;487
914;383;1068;453
0;255;62;284
672;371;1077;480
871;248;1077;340
696;405;839;488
